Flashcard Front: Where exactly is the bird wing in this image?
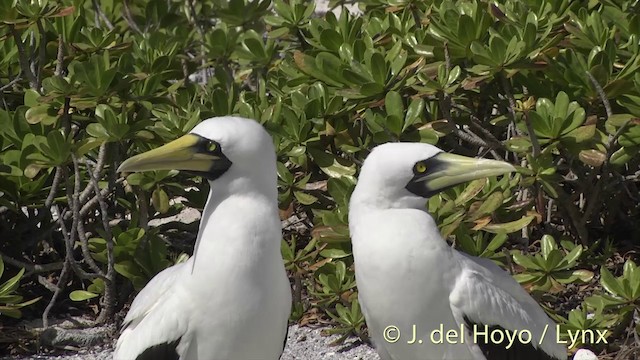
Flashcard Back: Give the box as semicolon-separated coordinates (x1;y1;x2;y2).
115;261;190;360
448;253;566;360
357;294;395;360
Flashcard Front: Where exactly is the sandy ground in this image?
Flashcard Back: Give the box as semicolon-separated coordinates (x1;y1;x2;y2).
1;324;379;360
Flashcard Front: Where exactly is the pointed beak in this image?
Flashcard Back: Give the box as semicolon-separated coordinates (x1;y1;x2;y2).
406;153;516;198
117;134;227;174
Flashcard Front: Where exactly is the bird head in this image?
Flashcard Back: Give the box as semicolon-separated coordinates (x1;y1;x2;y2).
117;116;277;194
351;142;516;210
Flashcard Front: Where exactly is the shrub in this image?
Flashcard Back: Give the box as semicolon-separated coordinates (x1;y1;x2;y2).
0;0;639;355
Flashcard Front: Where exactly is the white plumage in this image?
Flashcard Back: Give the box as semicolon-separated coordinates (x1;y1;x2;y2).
349;142;566;360
114;117;291;360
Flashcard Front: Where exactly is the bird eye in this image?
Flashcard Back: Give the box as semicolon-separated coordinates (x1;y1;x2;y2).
414;161;427;174
207;141;218;152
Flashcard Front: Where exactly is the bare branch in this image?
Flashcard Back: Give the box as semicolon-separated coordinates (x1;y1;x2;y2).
54;37;65;77
498;73;524;137
92;0;115;30
9;25;38;90
468;114;506;150
122;0;143;35
76;219;107;277
36;19;46;89
187;0;209;83
56;205;108;282
86;150;117;323
586;71;612;119
0;76;23;92
80;143;108;204
443;42;451;72
0;251;63;274
42;260;70;328
522;110;541;157
85;158;114;268
437;93;489;148
45;167;63;208
135;186;149;231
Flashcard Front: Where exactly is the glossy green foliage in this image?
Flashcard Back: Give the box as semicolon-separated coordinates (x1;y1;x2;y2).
0;257;40;318
0;0;638;348
512;235;593;293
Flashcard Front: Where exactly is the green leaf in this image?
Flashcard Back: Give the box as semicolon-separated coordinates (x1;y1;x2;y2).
570;269;594;283
25;105;58;125
0;268;24;296
483;215;535;234
370;53;387;85
294;191;318;205
505;136;532;153
600;267;624;297
563;125;595;144
454;179;486;206
294;51;342;87
360;82;384;96
404;98;424;131
320;29;342;52
512;252;543;270
606;114;635;127
541;235;557;258
69;290;99;301
385;91;403;120
469;192;503;220
559;246;583;269
114;260;142;280
486;233;507;252
151;188;170;214
0;307;22;318
24;89;40;107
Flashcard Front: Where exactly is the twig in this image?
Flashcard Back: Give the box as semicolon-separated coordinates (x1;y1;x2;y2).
522;110;541;157
498;73;523;136
92;0;115;30
42;259;70;328
76;220;106;277
78;186;115;218
9;25;38;90
45;167;63;208
135;186;149;231
0;76;22;92
37;275;60;292
0;251;63;274
86;153;116;324
438;93;489;147
79;143;108;204
187;0;209;83
556;191;589;246
36;19;46;89
54;37;65;77
586;71;612;118
56;204;107;282
438;44;493;149
468;114;507;150
607;118;633;153
443;42;451;72
122;0;143;34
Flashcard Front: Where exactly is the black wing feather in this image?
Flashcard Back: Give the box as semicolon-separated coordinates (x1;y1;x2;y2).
135;338;181;360
463;316;562;360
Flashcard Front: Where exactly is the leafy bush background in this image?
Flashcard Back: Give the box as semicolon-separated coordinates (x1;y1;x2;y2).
0;0;639;356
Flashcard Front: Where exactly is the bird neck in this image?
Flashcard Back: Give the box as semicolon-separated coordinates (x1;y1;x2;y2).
350;185;428;212
189;175;279;274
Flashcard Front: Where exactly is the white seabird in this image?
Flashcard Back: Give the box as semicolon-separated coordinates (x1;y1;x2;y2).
114;117;291;360
349;142;566;360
